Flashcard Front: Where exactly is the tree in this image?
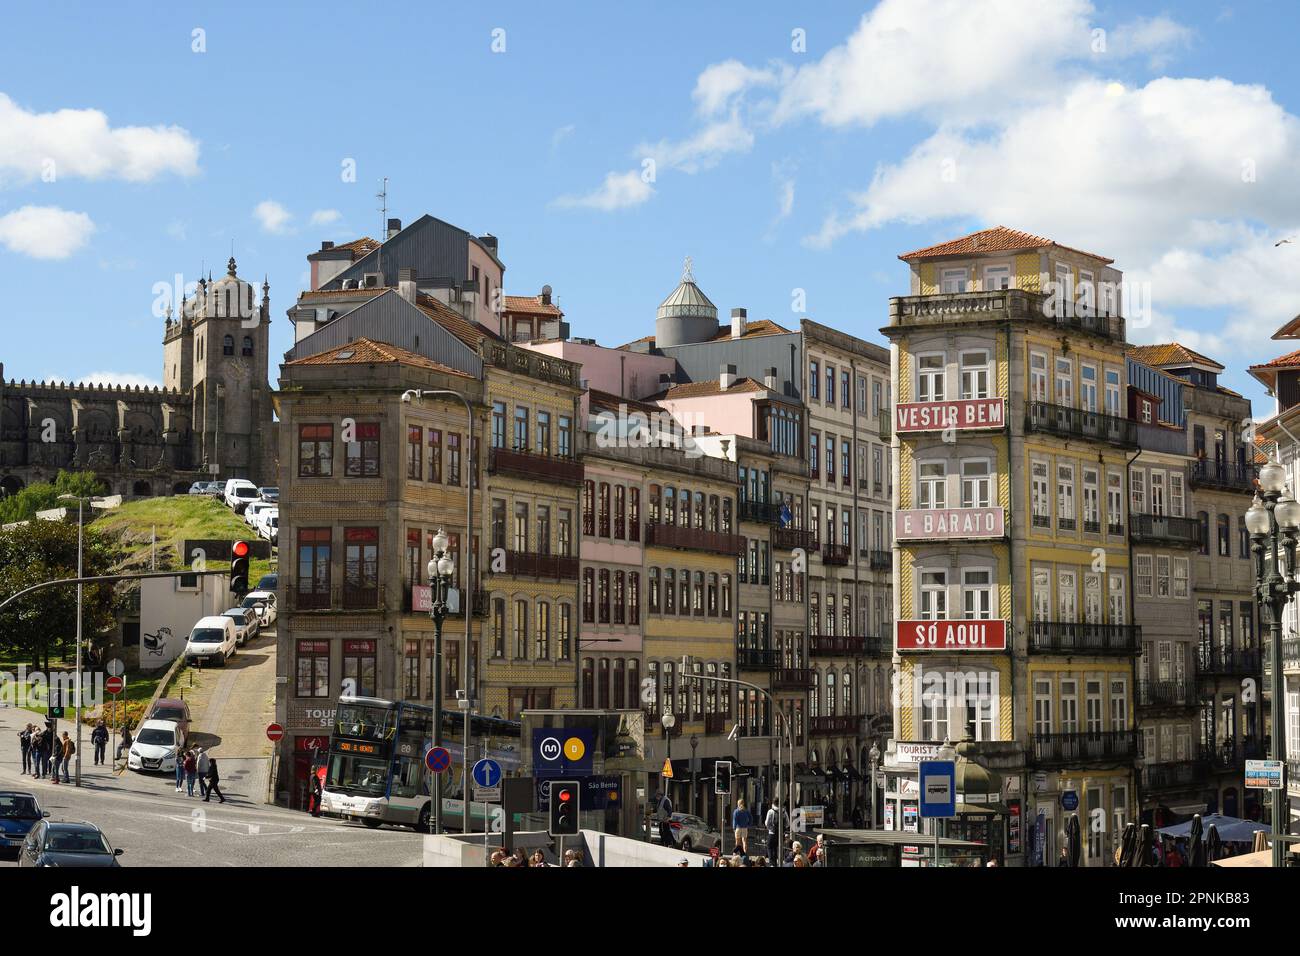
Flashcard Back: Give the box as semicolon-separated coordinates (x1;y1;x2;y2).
0;470;109;525
0;519;119;671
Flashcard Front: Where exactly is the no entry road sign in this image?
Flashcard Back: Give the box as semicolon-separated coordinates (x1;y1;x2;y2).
266;723;284;742
105;676;124;694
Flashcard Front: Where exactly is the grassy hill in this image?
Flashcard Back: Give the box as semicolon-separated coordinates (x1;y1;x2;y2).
92;496;276;581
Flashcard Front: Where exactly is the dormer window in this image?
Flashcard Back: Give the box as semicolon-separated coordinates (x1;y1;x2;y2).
1140;399;1153;423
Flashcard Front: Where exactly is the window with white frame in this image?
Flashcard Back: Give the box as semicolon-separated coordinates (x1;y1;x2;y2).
1156;554;1171;597
1150;470;1165;516
1057;464;1076;522
1055;357;1073;406
1034;679;1053;735
1130;470;1145;514
962;568;993;619
1084;573;1103;624
940;268;968;293
1104;368;1121;416
1086;678;1104;733
1032;460;1051;524
918;354;945;402
957;669;998;741
1033;568;1052;622
1173;557;1189;598
1170;472;1185;518
1108;573;1126;624
1110;678;1128;732
983;264;1011;290
1083;468;1100;527
1107;470;1124;529
1057;570;1078;622
920;570;947;620
1030;351;1049;403
1059;678;1079;733
918;462;947;509
920;668;949;741
959;350;990;400
1080;364;1098;412
961;459;992;508
1134;554;1153;597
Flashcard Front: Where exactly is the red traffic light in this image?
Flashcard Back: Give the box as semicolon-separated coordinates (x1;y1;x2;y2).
232;540;251;558
558;789;572;802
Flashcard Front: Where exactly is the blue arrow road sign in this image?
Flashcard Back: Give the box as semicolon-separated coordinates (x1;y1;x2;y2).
472;758;502;788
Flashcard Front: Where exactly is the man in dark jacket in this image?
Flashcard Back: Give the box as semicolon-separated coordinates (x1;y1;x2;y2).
91;721;109;765
204;757;226;803
18;724;32;774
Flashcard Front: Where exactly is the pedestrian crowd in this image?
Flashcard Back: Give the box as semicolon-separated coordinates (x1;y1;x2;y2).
17;723;75;784
488;847;584;867
172;744;226;802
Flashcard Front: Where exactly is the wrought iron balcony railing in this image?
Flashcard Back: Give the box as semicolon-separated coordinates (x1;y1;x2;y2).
1141;758;1209;791
488;446;584;485
1027;622;1142;655
1129;513;1201;549
1190;460;1256;494
774;527;818;553
644;522;744;556
1137;679;1198;709
1197;646;1262;677
1029;730;1141;766
1026;401;1136;447
808;634;886;657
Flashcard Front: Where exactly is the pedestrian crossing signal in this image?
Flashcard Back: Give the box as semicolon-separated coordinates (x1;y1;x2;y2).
48;688;64;718
715;760;732;795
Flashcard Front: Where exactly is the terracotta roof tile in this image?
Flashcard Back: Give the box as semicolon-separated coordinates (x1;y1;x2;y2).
298;287;388;301
617;334;656;350
414;293;502;349
503;295;563;317
1251;348;1300;371
286;337;473;378
587;387;662;418
650;377;768;401
898;225;1113;265
705;318;791;342
1127;343;1224;371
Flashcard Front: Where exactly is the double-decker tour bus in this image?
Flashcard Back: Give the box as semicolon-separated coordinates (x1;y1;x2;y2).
320;695;522;830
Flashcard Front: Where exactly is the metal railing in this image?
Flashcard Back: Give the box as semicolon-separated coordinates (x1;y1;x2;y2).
773;527;818;553
488;446;584;485
1196;646;1262;677
1141;757;1209;791
869;550;892;571
736;648;780;670
1027;622;1142;654
287;583;386;612
821;543;850;566
1026;401;1136;447
1205;738;1265;771
739;500;782;525
1137;680;1198;709
1129;513;1201;549
771;667;815;689
808;634;885;657
809;715;860;736
644;522;744;556
1029;730;1141;766
499;551;580;580
1190;460;1256;494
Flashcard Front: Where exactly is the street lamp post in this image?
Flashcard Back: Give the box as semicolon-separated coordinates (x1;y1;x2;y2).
1245;464;1297;869
868;743;880;829
427;530;455;836
57;493;100;789
689;734;699;817
661;712;676;840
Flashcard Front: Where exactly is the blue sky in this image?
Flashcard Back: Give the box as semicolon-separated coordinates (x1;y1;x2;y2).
3;0;1300;413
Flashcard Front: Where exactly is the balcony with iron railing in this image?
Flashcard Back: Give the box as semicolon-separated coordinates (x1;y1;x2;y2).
1137;679;1198;710
738;499;782;526
402;582;489;617
1283;637;1300;670
808;634;886;657
821;543;850;566
1027;622;1142;655
736;647;781;670
1190;460;1256;494
869;550;892;572
1141;757;1210;791
1197;646;1262;678
1026;401;1137;448
488;446;584;486
286;583;387;613
773;527;818;553
888;288;1126;341
809;715;861;736
1028;730;1141;767
1129;513;1201;549
772;667;815;690
1289;758;1300;793
496;551;580;580
643;522;744;556
1205;737;1265;771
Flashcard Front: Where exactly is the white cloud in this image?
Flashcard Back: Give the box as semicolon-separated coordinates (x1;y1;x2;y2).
81;370;163;389
254;200;294;235
552;170;654;211
638;113;755;174
693;60;780;117
551;124;576;150
1106;16;1194;68
0;93;199;184
0;205;95;259
309;208;341;226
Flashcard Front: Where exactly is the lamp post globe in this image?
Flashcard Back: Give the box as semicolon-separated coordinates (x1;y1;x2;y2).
1259;459;1287;494
1245;496;1271;536
661;712;676;730
1276;494;1300;530
432;529;449;554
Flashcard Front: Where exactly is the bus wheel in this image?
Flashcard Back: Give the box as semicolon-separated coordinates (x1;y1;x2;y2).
417;806;430;832
363;818;382;829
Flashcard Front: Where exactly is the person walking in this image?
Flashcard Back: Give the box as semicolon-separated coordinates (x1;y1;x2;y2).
18;724;33;775
91;721;108;766
309;770;322;818
655;790;674;848
59;732;74;783
203;756;226;803
195;748;211;800
116;724;133;761
731;797;752;855
764;799;781;866
183;749;198;797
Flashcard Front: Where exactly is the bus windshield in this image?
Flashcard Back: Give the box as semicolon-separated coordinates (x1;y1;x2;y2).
327;753;389;796
335;702;394;741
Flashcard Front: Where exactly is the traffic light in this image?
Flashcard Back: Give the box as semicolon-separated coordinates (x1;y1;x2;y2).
47;688;64;719
715;760;732;795
230;540;251;595
548;780;580;836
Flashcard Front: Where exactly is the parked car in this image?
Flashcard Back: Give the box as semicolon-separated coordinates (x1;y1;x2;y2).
147;698;192;746
17;821;124;868
187;481;207;495
258;486;279;503
204;481;225;497
223;478;260;513
663;813;719;853
222;606;259;645
241;590;277;628
183;615;237;665
127;719;183;774
259;510;279;546
256;572;278;591
244;500;275;528
0;792;48;857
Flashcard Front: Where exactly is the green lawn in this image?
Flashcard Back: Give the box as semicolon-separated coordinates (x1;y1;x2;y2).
93;496;275;573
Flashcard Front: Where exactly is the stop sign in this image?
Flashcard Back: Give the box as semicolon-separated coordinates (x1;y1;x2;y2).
105;676;124;694
266;722;284;742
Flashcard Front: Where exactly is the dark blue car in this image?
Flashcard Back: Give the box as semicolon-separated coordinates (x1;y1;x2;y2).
17;821;123;868
0;792;47;856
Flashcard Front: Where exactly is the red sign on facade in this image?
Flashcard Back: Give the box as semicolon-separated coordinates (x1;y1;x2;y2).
896;619;1008;652
895;507;1005;540
411;585;432;612
894;397;1006;433
342;640;375;654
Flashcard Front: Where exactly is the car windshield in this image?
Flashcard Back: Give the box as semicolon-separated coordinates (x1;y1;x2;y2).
47;830;111;854
260;488;278;496
224;613;248;623
190;628;225;644
0;796;38;819
135;728;174;746
241;597;265;610
152;707;185;722
335;702;395;741
234;487;258;498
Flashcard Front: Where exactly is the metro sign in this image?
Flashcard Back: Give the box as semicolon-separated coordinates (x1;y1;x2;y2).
895;506;1005;540
894;397;1005;433
896;619;1007;652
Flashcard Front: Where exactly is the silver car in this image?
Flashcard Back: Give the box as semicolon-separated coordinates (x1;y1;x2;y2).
665;812;719;853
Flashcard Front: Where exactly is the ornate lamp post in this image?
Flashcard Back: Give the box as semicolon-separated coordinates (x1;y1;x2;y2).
426;529;455;836
1245;460;1297;869
868;742;881;829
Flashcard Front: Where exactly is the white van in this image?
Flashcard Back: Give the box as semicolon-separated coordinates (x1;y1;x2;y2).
183;615;237;666
223;478;260;513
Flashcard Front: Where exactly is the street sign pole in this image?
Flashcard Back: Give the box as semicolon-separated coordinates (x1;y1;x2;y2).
919;759;956;868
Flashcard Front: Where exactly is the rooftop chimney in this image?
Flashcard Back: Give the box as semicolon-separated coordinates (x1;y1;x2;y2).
320;241;334;251
764;367;778;390
720;363;737;390
398;268;418;304
387;218;402;240
731;307;747;339
541;284;553;306
479;234;499;255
